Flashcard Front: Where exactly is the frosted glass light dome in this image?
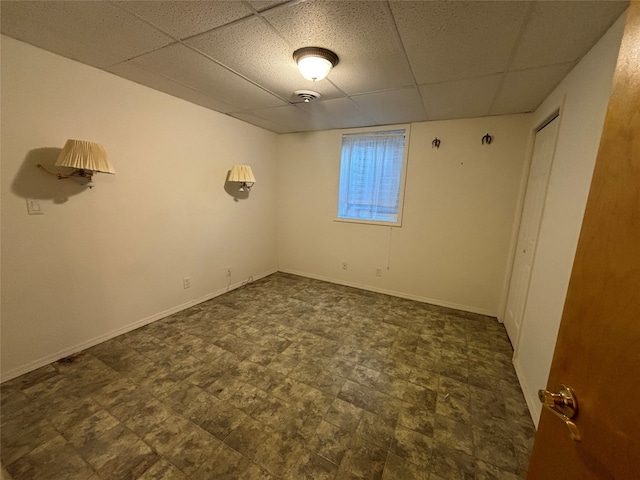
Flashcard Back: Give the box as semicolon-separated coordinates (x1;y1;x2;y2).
297;56;333;81
293;47;339;82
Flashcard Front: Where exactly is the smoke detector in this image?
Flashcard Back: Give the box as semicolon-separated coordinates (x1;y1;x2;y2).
293;90;321;103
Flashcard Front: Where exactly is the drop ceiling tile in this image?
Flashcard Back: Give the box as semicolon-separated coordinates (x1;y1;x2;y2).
107;62;237;114
130;43;287;111
0;0;624;133
351;87;428;125
419;74;503;121
0;1;173;68
263;0;414;94
491;63;575;115
510;1;628;70
113;1;253;40
187;16;344;101
390;0;530;84
297;97;377;130
247;1;290;13
243;105;332;132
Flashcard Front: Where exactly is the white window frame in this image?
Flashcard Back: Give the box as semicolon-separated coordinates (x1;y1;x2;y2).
335;124;411;227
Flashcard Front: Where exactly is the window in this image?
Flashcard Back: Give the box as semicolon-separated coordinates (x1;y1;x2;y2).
337;128;409;226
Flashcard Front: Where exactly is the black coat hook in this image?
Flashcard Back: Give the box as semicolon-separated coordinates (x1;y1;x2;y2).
432;138;441;149
482;133;493;145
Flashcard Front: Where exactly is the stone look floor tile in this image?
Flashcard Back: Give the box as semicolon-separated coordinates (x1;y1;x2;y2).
252;433;306;477
409;364;438;384
6;435;95;480
398;401;436;437
382;452;430;480
355;410;395;449
227;382;269;414
337;380;373;409
473;426;521;474
61;409;121;451
403;381;437;408
433;414;474;456
136;458;187;480
142;413;196;456
165;426;221;476
392;425;434;467
78;422;159;479
307;419;352;465
291;448;339;479
1;415;59;466
223;416;272;460
350;364;381;388
430;441;476;480
190;443;250;480
242;462;278;479
375;373;408;400
339;435;388;480
324;397;364;433
475;458;523;480
0;388;31;415
364;390;402;425
314;372;348;396
0;273;535;480
436;376;471;424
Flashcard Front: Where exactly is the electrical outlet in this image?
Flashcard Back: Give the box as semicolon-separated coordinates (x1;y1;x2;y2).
341;261;348;270
226;267;231;277
183;277;191;289
376;269;383;277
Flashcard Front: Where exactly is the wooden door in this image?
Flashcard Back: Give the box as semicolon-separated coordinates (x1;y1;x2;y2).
527;4;640;479
503;115;559;347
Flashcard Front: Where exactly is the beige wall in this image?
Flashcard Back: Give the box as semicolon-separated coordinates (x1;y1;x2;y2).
277;115;531;315
1;8;625;410
0;36;279;381
512;13;626;426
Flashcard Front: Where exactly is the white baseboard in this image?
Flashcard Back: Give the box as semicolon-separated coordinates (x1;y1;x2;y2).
0;268;277;383
3;267;495;383
278;269;496;317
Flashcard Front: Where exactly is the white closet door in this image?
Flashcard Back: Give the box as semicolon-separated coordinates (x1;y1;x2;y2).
504;115;559;348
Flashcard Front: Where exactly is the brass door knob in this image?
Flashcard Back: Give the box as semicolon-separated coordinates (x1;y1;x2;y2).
538;385;581;441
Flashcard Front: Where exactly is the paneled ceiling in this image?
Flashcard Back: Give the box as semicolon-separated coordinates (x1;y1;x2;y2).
1;0;628;133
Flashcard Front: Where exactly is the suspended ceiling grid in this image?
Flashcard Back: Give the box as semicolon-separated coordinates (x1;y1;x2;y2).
0;0;628;133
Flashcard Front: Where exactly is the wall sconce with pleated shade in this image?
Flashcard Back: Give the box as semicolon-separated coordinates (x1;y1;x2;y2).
38;139;115;188
229;165;256;191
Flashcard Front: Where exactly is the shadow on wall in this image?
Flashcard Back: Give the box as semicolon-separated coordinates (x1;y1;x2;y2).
223;169;250;202
11;148;89;203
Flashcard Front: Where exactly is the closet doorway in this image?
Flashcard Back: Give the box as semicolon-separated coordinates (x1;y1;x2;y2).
504;113;560;349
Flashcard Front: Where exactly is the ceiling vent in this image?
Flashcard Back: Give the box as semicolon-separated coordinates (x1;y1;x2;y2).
293;90;321;103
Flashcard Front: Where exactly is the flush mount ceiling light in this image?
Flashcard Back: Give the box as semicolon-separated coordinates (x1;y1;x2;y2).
293;47;339;82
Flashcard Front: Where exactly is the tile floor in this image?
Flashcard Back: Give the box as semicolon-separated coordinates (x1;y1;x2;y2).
1;273;535;479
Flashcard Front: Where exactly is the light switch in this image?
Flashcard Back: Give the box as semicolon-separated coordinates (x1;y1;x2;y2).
26;199;43;215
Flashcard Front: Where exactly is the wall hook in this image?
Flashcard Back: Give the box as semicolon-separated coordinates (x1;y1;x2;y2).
482;133;493;145
432;138;441;149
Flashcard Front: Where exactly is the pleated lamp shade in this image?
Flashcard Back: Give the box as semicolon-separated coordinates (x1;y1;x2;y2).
229;165;256;184
55;140;116;174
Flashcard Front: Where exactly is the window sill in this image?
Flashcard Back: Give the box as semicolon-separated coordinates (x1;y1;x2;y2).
334;217;402;227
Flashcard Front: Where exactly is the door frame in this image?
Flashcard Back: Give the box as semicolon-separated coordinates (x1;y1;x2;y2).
498;100;565;350
527;3;640;474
